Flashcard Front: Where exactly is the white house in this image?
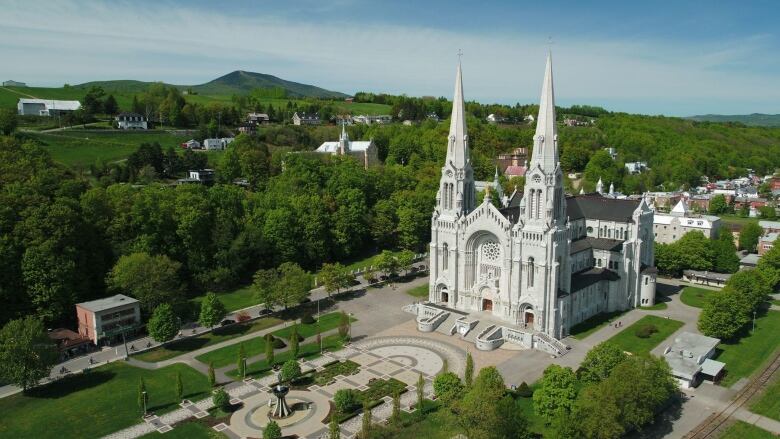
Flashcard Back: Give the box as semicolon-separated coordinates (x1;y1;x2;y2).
625;161;649;174
203;137;234;151
115;112;147;130
352;114;392;125
181;139;201;150
17;98;81;116
292;112;321;126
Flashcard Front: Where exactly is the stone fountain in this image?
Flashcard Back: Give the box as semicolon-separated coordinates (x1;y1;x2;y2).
270;381;292;418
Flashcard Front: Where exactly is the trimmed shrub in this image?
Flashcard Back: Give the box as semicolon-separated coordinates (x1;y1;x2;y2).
270;336;287;349
635;324;658;339
301;314;316;324
334;388;359;414
213;388;230;410
516;381;533;397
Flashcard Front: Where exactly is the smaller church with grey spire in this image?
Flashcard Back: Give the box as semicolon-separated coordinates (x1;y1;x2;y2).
314;123;379;169
425;54;657;348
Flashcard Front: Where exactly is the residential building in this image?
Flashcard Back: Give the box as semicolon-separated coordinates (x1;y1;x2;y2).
76;294;141;345
115;112;147;130
314;124;379;169
604;147;618;160
653;199;721;244
423;55;656;347
247;112;270;124
759;233;778;256
178;169;215;185
292;112;321;126
352;114;392;125
740;253;760;270
17;98;81;116
486;113;508;124
3;80;26;87
663;332;724;388
181;139;201;150
759;220;780;234
625;161;649;174
496;147;529;172
682;270;731;287
203;137;234;150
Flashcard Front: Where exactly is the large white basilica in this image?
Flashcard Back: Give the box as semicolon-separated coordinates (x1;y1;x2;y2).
426;54;657;342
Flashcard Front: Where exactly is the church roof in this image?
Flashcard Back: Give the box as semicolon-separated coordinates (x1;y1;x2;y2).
316;141;373;153
570;267;620;293
570;237;624;254
566;194;639;223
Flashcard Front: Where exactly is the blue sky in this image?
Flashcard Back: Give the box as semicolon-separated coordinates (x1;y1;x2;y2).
1;0;779;115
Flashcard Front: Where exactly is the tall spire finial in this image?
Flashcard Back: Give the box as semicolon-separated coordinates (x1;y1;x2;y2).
446;57;468;168
530;52;558;172
457;49;463;62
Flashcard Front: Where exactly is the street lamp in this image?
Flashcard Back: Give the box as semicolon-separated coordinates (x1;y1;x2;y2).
142;390;147;416
753;310;757;333
348;312;354;342
242;357;247;380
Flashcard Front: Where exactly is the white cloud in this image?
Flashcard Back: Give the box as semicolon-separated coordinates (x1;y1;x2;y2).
0;0;777;115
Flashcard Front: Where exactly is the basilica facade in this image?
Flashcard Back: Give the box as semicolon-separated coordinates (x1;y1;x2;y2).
428;54;657;340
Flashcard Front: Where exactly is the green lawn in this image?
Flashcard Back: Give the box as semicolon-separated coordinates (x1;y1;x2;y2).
771;299;780;306
719;421;776;439
194;311;350;368
189;285;257;312
751;374;780;421
718;214;760;229
569;310;628;340
716;311;780;387
24;130;190;168
680;286;720;308
133;316;282;363
139;420;226;438
229;334;346;379
607;315;684;355
0;362;210;439
640;302;669;310
407;284;429;298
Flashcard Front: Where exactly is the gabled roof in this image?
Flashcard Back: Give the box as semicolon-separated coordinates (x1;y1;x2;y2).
316;141;373;153
566;194;640;223
18;98;81;110
504;165;527;177
570;268;619;292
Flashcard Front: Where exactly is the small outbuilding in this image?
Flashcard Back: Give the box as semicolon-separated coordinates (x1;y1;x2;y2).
663;332;724;388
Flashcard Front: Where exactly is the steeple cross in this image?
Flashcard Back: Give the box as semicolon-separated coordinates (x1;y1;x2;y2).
457;49;463;61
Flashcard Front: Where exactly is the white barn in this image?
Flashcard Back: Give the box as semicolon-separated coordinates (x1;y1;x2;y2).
17;98;81;116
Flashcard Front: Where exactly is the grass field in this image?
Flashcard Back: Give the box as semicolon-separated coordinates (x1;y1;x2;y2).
719;421;776;439
24;130;190;168
0;362;210;439
407;284;429;298
189;285;257;312
680;286;720;308
716;310;780;387
607;315;684;355
569;310;628;340
133;316;282;363
751;373;780;421
194;311;350;368
640;302;669;310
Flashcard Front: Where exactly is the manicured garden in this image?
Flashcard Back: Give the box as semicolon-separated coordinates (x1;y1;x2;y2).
228;334;347;379
607;315;684;355
312;360;360;386
680;286;720;308
195;311;352;368
0;362;210;439
569;310;627;340
719;421;776;439
751;374;780;421
716;311;780;387
134;316;282;363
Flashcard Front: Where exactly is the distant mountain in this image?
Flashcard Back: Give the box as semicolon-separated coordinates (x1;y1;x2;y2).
73;71;348;99
687;113;780;127
190;71;347;98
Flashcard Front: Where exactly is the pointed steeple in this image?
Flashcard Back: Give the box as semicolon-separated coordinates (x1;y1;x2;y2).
579;187;585;195
338;121;349;154
609;182;615;196
596;177;604;194
530;52;558;172
446;61;469;168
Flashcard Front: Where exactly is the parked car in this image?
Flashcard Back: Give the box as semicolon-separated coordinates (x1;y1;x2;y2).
258;308;272;316
220;319;235;326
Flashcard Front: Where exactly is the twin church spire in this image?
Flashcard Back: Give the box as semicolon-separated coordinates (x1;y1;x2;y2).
530;52;558;173
446;61;469;169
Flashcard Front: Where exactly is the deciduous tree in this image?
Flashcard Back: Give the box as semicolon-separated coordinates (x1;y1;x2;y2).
147;303;179;343
0;316;58;390
533;365;578;423
199;292;227;328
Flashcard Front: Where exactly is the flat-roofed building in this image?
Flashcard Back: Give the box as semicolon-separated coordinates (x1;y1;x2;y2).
17;98;81;116
663;331;724;388
75;294;141;345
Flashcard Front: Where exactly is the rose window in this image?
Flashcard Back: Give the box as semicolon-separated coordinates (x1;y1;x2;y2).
482;241;501;262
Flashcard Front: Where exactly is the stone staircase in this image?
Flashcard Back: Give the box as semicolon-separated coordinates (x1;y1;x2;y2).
463;319;494;343
435;312;463;336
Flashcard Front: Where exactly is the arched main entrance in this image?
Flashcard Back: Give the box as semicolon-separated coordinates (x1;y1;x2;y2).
519;303;535;328
435;284;449;304
524;311;534;326
482;299;493;311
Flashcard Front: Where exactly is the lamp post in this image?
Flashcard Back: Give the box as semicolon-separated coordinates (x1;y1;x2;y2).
753;310;757;333
348;312;354;342
142;390;147;416
242;357;247;380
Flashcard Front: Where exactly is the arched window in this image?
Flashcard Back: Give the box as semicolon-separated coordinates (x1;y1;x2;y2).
443;243;449;270
527;257;535;287
528;190;534;219
535;190;542;219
